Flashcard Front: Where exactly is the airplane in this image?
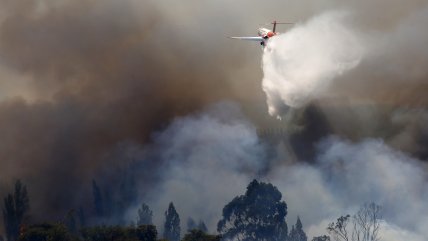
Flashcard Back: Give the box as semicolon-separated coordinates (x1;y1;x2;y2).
229;21;293;47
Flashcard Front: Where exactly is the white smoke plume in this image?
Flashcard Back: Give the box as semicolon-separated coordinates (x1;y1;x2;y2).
262;11;364;116
126;102;265;232
272;137;428;240
125;103;427;240
262;4;428;118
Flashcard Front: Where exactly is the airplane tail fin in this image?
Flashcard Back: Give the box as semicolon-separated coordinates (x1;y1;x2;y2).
271;21;294;33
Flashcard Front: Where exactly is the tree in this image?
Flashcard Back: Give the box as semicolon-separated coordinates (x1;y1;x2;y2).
187;218;207;233
92;176;139;225
3;195;17;241
136;225;158;241
92;180;103;218
182;230;221;241
327;203;382;241
312;236;330;241
352;203;381;241
163;202;180;241
3;180;30;241
289;217;307;241
137;203;153;225
18;223;79;241
81;224;157;241
327;215;351;241
217;179;288;241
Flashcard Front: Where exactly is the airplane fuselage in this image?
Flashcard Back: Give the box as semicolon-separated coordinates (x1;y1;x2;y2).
258;28;276;39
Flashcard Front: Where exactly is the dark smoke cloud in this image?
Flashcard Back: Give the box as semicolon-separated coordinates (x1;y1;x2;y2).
0;1;428;240
319;3;428;159
0;0;344;223
0;0;247;222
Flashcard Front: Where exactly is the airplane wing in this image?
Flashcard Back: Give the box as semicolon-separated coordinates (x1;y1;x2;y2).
229;36;264;41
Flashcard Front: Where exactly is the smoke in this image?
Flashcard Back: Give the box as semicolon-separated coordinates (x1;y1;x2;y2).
0;1;427;241
262;11;364;115
261;3;428;159
261;2;428;115
0;0;263;221
126;102;265;231
121;103;427;240
287;137;428;239
257;5;428;239
381;223;426;241
0;0;346;223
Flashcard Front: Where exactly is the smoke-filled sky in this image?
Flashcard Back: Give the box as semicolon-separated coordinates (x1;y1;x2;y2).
0;0;428;240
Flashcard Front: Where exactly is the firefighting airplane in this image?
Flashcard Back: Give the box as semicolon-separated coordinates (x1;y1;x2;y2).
229;21;293;47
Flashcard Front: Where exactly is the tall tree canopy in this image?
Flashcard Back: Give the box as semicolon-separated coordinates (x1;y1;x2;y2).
3;180;30;241
217;179;288;241
163;202;180;241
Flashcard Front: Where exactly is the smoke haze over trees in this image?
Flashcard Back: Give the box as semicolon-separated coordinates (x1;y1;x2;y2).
137;203;153;226
0;0;427;241
2;181;29;241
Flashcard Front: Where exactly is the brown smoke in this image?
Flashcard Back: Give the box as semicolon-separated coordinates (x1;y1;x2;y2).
0;0;254;221
0;0;428;231
0;0;329;222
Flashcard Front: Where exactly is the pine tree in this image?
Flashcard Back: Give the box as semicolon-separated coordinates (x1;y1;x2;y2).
289;225;296;241
3;194;17;241
137;203;153;225
163;202;180;241
2;180;30;241
289;217;307;241
13;181;29;224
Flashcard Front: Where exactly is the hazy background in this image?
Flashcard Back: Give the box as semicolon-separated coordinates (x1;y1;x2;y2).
0;0;427;240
